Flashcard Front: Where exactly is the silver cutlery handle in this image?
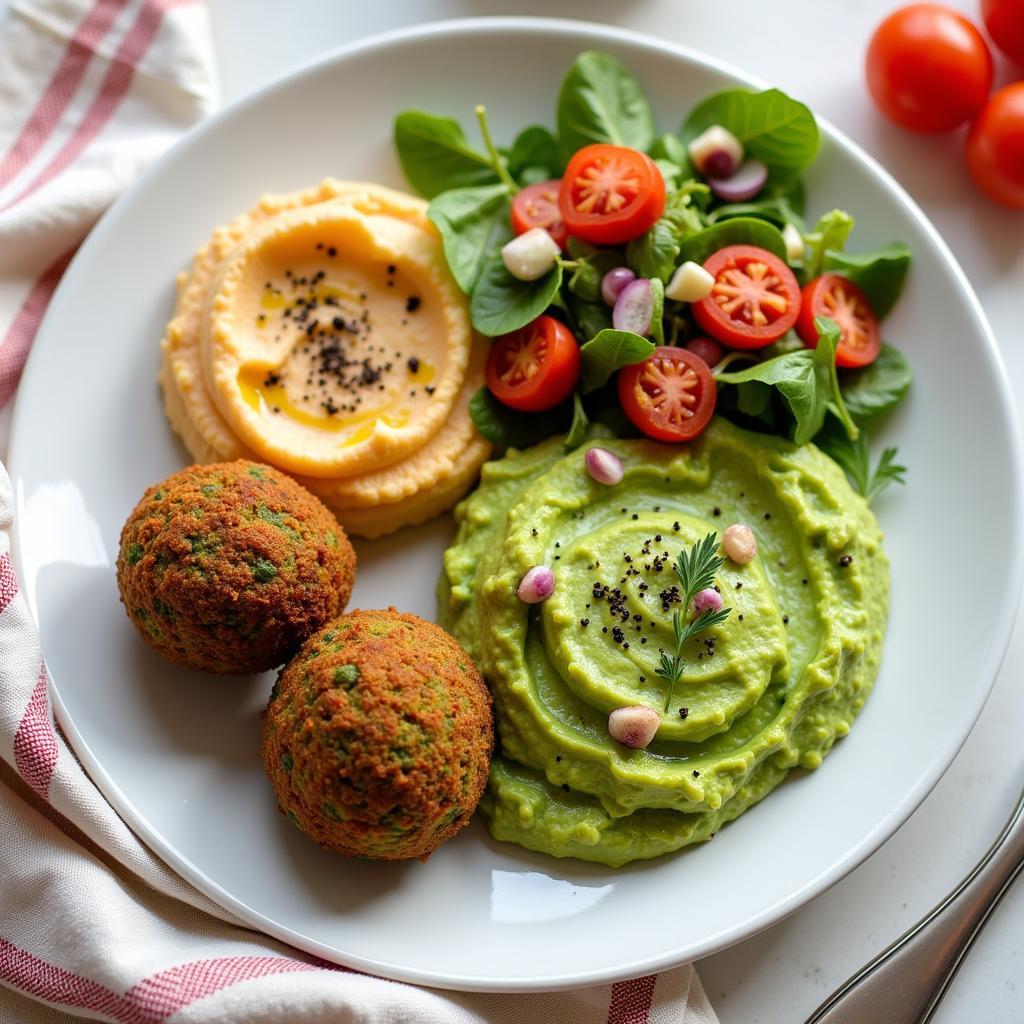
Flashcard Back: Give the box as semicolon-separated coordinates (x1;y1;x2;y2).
805;785;1024;1024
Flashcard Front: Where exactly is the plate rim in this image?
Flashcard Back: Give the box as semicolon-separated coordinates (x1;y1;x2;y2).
9;14;1024;992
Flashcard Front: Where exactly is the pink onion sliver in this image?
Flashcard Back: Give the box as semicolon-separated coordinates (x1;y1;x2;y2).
708;159;769;202
585;446;624;486
612;278;653;335
601;266;637;307
517;565;555;604
692;587;723;615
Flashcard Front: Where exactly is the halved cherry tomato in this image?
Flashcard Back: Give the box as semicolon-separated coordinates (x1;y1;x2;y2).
511;180;568;249
692;245;801;350
559;144;666;246
865;4;992;132
796;274;881;369
617;347;716;443
485;315;580;412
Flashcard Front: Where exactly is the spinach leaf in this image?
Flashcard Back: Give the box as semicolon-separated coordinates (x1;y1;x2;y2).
677;217;787;265
469;387;570;448
715;317;856;444
568;293;614;341
824;243;911;319
394;111;498;198
839;343;912;422
427;184;512;294
557;51;655;156
565;392;590;449
627;182;709;280
580;329;654;393
802;209;854;278
682;88;819;172
650;132;690;170
649;278;665;345
566;238;620;302
507;125;563;184
626;218;681;281
470;255;562;337
708;194;805;230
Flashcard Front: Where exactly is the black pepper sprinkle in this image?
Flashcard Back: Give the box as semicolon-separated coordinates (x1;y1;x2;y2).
738;614;744;621
735;581;743;590
639;675;646;682
406;296;421;313
802;578;808;585
679;707;689;720
562;784;571;793
712;507;721;517
407;357;420;373
555;755;562;762
631;513;638;520
327;246;337;257
764;512;771;520
580;618;590;627
839;554;853;567
783;615;789;624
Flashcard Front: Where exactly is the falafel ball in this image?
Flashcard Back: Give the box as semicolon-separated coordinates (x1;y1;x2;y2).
261;608;493;861
116;461;356;674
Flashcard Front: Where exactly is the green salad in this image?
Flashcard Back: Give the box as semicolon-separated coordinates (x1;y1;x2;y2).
394;50;911;502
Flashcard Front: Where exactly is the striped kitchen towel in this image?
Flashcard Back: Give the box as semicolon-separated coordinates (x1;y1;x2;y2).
0;3;719;1020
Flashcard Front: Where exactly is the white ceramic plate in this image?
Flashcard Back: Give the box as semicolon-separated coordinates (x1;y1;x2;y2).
10;17;1022;992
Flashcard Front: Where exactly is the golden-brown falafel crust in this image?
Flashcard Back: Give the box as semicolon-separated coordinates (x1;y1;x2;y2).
261;608;493;861
116;461;356;674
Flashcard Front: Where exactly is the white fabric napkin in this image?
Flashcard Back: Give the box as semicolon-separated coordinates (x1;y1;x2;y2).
0;2;721;1020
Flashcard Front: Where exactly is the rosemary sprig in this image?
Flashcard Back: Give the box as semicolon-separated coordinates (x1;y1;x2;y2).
655;533;732;712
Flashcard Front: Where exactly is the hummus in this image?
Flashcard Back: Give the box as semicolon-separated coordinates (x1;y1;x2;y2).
439;418;888;866
160;180;490;538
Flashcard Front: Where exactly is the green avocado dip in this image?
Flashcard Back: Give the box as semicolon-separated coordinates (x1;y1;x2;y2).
438;417;888;867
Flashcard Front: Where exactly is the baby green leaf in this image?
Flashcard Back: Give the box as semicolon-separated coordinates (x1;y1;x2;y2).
677;216;787;266
393;111;498;198
817;424;907;504
823;242;911;319
682;88;819;172
802;209;855;278
565;392;590;450
557;51;655;156
507;125;563;183
580;329;655;393
468;387;570;448
470;255;562;336
427;184;512;294
839;343;912;423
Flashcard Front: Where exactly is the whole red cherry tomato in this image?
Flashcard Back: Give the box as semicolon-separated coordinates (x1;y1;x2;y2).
865;4;993;132
966;83;1024;208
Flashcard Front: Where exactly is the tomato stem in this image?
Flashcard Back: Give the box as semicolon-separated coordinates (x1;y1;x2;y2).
474;104;519;194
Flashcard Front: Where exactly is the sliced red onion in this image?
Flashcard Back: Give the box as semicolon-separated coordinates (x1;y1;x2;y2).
601;266;637;307
517;565;555;604
612;278;653;335
608;706;661;749
708;159;769;202
692;587;724;615
585;446;624;486
686;337;725;367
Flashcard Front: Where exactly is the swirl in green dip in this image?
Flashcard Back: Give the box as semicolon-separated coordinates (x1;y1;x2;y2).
439;417;888;866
